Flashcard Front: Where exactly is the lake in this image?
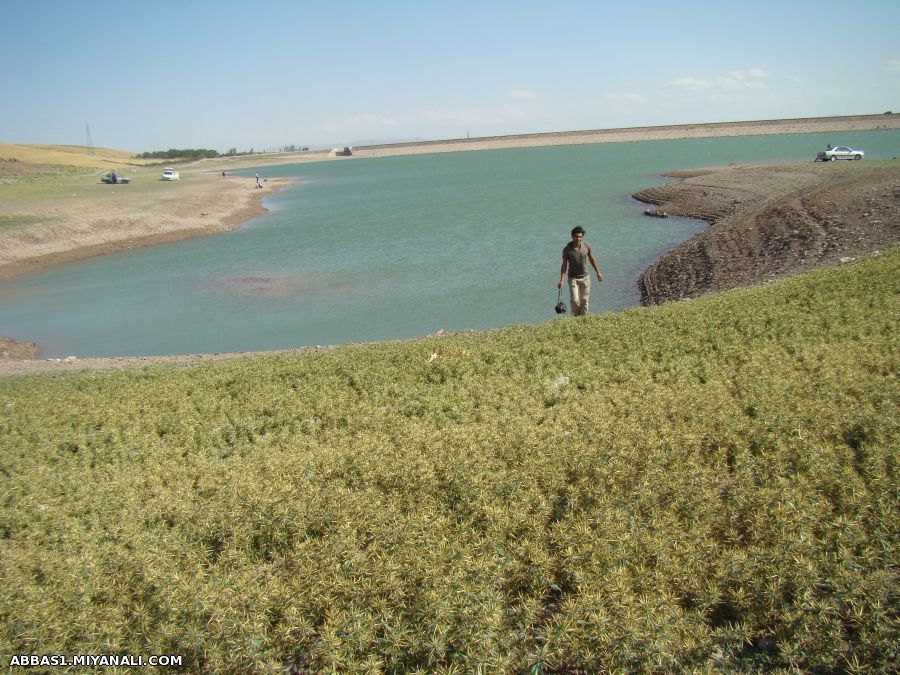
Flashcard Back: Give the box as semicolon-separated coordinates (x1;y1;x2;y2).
1;129;898;358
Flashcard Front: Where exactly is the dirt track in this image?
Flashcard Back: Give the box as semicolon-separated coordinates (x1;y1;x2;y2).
634;162;900;304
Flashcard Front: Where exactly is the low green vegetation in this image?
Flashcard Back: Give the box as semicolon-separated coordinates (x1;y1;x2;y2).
0;214;51;231
0;168;97;199
0;159;87;180
0;171;115;202
137;149;220;161
1;250;897;673
0;168;191;203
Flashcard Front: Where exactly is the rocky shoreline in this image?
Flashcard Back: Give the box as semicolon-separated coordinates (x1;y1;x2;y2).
634;162;900;305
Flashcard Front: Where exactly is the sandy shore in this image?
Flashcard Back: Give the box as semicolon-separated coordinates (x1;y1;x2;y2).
1;115;898;375
0;174;289;280
0;171;290;370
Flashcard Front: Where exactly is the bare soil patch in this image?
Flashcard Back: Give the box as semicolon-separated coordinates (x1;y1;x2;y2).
0;173;288;279
634;161;900;304
0;336;38;361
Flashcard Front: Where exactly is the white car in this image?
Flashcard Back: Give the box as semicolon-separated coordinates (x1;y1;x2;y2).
815;146;864;162
161;167;180;180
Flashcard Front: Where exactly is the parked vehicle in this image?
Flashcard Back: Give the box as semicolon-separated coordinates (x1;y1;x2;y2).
815;145;864;162
100;171;129;184
161;167;180;180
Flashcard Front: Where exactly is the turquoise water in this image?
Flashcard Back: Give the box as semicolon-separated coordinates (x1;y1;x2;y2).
2;129;898;358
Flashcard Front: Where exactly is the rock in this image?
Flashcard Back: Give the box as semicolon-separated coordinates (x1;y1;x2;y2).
551;376;569;389
756;635;777;653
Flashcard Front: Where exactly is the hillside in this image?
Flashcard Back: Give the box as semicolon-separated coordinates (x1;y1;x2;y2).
0;142;156;172
1;248;897;672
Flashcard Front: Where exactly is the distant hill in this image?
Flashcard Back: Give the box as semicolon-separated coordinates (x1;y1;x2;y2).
0;142;156;170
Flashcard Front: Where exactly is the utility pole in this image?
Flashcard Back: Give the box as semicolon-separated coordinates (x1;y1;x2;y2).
85;124;94;153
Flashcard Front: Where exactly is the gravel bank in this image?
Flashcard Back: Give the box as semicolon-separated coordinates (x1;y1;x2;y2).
634;162;900;304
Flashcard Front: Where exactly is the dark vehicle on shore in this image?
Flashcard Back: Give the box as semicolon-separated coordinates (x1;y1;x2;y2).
101;171;130;184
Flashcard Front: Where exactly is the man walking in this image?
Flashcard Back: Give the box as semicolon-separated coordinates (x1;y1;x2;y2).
558;226;603;316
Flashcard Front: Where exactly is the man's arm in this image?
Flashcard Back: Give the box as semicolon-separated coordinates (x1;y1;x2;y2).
588;251;604;282
558;256;568;289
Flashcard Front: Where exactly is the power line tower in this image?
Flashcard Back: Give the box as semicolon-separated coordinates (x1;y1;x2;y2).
85;124;94;153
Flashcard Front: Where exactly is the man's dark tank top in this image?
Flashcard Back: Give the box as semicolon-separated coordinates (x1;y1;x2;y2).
563;241;592;278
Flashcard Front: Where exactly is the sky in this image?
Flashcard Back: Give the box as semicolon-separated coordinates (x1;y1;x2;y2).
2;1;898;153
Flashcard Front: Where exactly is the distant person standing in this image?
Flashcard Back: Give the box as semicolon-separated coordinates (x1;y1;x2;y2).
255;171;260;188
558;226;603;316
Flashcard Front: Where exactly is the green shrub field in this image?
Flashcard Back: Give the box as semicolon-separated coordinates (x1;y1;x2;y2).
1;249;898;673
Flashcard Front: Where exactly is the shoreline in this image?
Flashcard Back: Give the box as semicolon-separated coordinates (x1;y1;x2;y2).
0;173;290;368
202;113;900;166
3;161;897;377
0;175;289;281
0;197;274;281
633;161;899;304
3;114;897;283
2;116;898;374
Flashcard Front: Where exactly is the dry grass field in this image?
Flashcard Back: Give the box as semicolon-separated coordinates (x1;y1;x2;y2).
0;142;156;172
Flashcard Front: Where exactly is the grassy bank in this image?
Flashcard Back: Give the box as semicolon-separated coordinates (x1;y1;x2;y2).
1;250;897;672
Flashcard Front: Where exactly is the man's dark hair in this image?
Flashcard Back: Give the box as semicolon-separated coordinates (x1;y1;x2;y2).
571;226;585;237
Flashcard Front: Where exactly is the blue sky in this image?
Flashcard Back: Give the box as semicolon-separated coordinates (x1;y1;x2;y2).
2;0;898;153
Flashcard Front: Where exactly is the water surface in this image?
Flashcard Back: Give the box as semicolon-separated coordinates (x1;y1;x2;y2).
1;129;898;358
